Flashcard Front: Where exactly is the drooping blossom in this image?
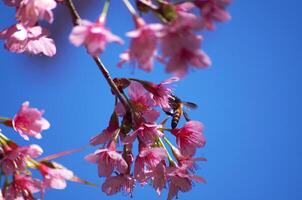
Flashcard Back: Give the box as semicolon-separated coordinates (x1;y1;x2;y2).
16;0;57;26
102;174;135;196
2;174;42;200
166;165;205;200
160;3;211;77
85;142;128;177
137;77;179;109
116;82;160;123
12;101;50;140
123;123;163;145
1;143;43;175
38;162;74;190
194;0;231;30
134;147;167;183
69;19;123;56
119;16;163;71
171;121;206;157
0;24;56;57
90;112;119;146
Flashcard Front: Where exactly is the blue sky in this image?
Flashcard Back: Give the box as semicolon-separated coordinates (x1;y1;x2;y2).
0;0;302;200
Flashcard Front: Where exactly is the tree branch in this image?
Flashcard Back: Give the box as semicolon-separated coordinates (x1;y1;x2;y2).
64;0;131;112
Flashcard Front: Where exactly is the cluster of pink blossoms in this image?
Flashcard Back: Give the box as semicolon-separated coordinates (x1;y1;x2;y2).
0;102;79;199
0;0;231;77
86;77;206;199
68;0;231;77
0;0;58;56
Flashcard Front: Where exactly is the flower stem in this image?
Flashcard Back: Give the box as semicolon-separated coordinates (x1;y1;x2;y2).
157;137;175;165
122;0;137;16
99;0;110;23
65;0;132;113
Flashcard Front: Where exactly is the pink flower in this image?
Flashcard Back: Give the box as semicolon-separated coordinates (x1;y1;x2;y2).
16;0;57;26
161;26;211;77
0;24;56;57
119;17;163;71
2;174;42;200
151;161;167;195
116;82;160;123
167;165;205;200
195;0;231;30
134;147;167;183
90;112;119;146
38;162;74;190
85;142;128;177
138;77;179;109
1;143;43;175
123;123;163;145
102;174;135;196
171;121;206;156
69;19;123;56
12;101;50;140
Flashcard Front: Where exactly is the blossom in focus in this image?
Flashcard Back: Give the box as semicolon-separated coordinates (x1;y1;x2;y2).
38;162;74;190
12;101;50;140
123;123;163;145
194;0;231;30
0;24;56;57
116;82;160;123
139;77;179;109
134;147;167;183
69;19;123;56
102;174;135;196
90;112;119;146
16;0;57;26
119;17;163;71
171;121;206;157
85;142;128;177
1;143;43;175
2;174;42;200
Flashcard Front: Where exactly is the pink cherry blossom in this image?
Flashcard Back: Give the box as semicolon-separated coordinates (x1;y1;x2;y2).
16;0;57;26
69;19;123;56
138;77;179;109
161;26;211;77
151;161;167;195
2;174;42;200
1;143;43;175
171;121;206;157
116;82;160;123
102;174;135;196
123;123;163;145
90;112;119;146
134;147;167;183
85;142;128;177
38;162;74;190
12;101;50;141
119;17;163;71
195;0;231;30
0;24;56;57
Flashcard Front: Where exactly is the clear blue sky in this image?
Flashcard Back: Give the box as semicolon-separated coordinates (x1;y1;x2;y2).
0;0;301;200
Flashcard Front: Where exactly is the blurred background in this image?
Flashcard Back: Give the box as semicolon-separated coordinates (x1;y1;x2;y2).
0;0;302;199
